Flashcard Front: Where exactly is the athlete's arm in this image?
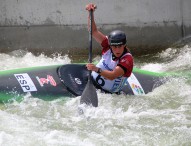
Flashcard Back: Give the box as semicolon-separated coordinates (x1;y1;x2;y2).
86;3;106;45
99;66;124;80
86;64;124;80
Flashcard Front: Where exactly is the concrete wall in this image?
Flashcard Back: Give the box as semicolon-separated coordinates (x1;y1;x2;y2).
0;0;191;55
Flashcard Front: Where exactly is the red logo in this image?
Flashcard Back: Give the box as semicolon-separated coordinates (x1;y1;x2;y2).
36;75;57;87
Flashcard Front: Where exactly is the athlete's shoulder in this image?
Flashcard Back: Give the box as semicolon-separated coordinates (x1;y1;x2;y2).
119;52;133;77
101;36;110;54
121;51;133;63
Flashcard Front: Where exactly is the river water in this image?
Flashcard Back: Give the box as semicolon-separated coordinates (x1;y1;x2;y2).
0;45;191;146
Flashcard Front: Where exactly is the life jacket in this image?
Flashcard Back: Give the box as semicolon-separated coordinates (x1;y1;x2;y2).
92;49;132;93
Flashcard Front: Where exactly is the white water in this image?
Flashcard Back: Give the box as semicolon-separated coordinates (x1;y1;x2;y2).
0;46;191;146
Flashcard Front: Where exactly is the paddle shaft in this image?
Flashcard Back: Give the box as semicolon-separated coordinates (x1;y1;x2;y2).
88;10;93;79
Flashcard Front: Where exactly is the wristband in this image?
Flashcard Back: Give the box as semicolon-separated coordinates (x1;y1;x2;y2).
96;68;102;74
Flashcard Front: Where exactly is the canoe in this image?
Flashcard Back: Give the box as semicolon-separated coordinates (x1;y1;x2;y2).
0;64;167;103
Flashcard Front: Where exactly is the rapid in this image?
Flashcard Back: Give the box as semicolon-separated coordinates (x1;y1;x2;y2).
0;45;191;146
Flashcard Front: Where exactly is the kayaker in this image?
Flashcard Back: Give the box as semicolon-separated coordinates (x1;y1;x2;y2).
86;3;134;94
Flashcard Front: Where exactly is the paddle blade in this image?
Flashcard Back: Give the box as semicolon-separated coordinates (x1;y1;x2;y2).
80;79;98;107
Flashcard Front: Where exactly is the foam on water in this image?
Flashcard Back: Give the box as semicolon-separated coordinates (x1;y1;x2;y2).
0;50;71;71
0;47;191;145
141;45;191;73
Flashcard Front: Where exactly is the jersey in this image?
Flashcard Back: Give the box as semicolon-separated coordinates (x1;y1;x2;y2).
92;37;133;93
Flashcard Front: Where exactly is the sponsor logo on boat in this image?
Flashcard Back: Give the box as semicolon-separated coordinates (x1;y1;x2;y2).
36;75;57;87
127;73;145;95
131;83;144;94
14;73;37;92
75;78;82;85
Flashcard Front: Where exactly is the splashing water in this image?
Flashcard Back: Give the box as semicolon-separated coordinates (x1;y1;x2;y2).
0;47;191;146
0;50;71;70
141;45;191;72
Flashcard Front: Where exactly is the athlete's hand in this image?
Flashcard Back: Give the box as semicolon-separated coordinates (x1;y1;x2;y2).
86;63;98;72
86;3;97;11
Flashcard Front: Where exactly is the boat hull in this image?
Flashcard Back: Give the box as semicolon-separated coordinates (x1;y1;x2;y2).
0;64;166;103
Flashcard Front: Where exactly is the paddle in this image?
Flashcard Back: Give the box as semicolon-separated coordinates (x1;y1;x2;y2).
80;10;98;107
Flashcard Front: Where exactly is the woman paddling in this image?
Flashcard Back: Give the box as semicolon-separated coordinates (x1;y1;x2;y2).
85;3;134;94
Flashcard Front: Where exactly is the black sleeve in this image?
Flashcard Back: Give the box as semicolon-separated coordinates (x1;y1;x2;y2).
117;64;127;74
